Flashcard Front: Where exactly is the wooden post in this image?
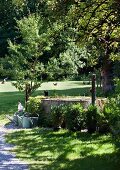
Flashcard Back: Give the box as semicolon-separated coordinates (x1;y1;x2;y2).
25;83;31;111
91;74;96;105
25;84;28;111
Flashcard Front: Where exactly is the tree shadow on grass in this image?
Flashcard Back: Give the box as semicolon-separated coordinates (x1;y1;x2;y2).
42;152;120;170
37;87;91;97
36;86;104;97
0;86;104;115
5;128;120;170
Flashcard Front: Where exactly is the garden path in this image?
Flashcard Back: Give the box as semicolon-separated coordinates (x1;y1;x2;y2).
0;123;28;170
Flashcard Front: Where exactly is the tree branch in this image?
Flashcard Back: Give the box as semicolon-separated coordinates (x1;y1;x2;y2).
84;0;107;30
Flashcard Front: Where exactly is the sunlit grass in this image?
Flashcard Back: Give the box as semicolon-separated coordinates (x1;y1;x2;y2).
1;80;117;169
0;80;103;123
0;81;89;92
0;91;24;124
0;81;103;96
5;128;120;170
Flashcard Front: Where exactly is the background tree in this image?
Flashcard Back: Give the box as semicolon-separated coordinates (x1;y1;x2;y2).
8;14;52;108
1;0;120;96
0;0;18;57
47;43;89;80
51;0;120;94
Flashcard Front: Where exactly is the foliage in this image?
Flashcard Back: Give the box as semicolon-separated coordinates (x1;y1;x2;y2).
65;103;85;131
0;0;120;92
27;96;45;116
103;96;120;136
113;61;120;79
26;95;51;127
59;44;88;76
46;58;62;81
50;0;120;93
0;57;16;79
47;43;90;80
114;78;120;95
85;105;99;133
8;14;49;103
51;104;66;130
96;110;110;134
51;103;85;131
0;0;18;57
0;0;119;95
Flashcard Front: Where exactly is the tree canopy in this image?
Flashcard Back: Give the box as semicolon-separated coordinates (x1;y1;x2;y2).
0;0;120;94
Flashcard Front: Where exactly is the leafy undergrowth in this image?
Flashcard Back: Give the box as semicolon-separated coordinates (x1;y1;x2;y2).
5;128;120;170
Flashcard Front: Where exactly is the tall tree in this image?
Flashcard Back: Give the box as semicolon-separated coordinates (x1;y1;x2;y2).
51;0;120;94
8;14;52;107
2;0;120;95
0;0;48;58
0;0;17;57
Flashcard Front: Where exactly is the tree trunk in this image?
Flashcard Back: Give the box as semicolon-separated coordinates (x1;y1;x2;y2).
101;59;114;95
25;83;32;111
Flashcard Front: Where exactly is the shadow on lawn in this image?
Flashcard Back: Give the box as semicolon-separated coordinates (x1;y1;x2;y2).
36;86;103;97
44;152;120;170
0;86;104;114
5;128;120;170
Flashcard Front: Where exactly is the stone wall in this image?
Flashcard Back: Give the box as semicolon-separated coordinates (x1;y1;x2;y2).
41;97;91;114
41;97;107;114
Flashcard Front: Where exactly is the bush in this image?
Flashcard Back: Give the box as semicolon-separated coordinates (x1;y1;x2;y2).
103;95;120;136
27;96;47;127
85;105;99;133
114;78;120;95
65;103;85;131
96;111;110;134
27;96;44;115
51;104;67;130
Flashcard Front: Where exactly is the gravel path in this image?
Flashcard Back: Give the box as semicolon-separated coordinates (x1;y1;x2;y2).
0;123;29;170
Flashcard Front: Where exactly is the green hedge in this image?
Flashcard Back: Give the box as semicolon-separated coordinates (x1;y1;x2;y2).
27;95;120;136
65;103;85;131
27;96;45;115
102;95;120;136
51;103;85;131
51;104;67;130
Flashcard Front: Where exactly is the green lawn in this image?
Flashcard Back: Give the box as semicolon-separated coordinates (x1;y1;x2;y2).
0;80;103;123
0;80;103;96
5;128;120;170
0;81;90;92
0;91;24;124
1;80;118;170
0;80;91;116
